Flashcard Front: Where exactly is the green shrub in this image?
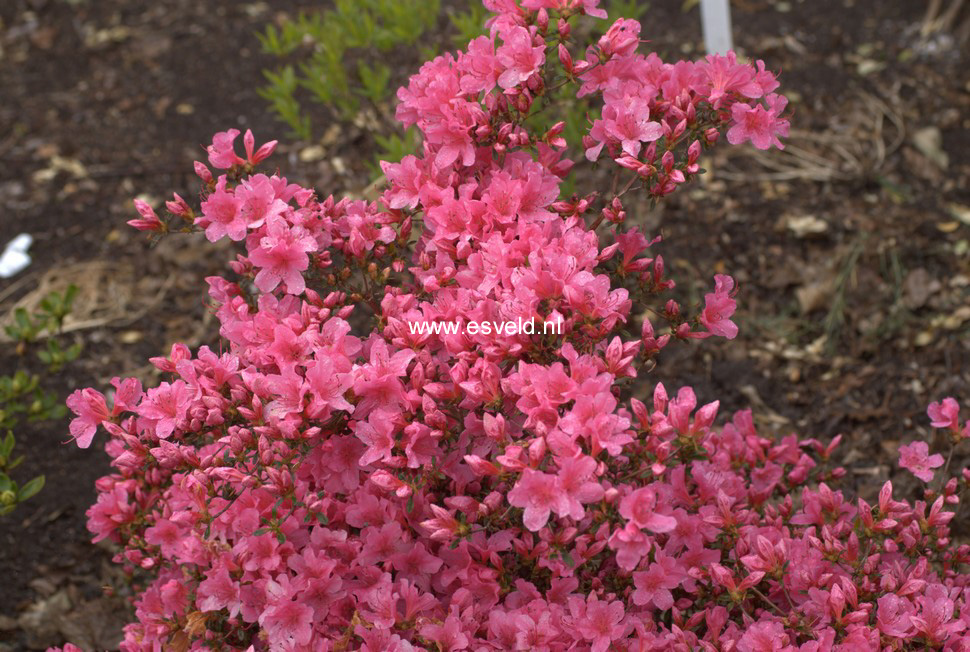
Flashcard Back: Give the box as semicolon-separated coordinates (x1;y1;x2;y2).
0;284;82;514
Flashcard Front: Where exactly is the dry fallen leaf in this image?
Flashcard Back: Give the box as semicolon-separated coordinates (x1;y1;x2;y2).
784;214;829;238
796;274;839;314
299;145;326;163
912;126;949;170
902;268;941;310
947;203;970;225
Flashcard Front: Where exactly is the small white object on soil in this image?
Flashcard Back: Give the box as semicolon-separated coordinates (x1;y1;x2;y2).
0;233;33;278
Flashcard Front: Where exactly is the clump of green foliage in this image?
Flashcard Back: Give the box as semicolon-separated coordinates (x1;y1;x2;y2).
259;0;446;136
257;0;647;177
0;284;82;514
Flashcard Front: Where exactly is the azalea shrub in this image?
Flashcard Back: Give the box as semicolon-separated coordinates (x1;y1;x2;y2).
59;1;970;650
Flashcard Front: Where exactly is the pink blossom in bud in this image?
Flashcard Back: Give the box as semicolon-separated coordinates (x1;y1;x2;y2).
128;199;163;232
598;18;640;59
242;129;277;165
193;160;213;183
558;44;574;74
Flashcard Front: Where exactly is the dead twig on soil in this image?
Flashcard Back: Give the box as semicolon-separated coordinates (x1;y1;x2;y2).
0;261;175;342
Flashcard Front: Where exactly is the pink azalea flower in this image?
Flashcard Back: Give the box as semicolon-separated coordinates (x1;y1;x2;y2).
876;593;916;639
380;155;424;210
602;96;663;157
727;94;790;150
199;178;246;242
234;173;288;231
206;128;245;169
496;26;544;90
137;380;192;439
247;214;317;294
618;486;677;533
557;455;605;519
508;469;569;531
353;338;415;417
66;388;110;448
898;441;945;483
568;595;626;652
632;549;685;610
355;410;398;467
420;609;470;651
608;522;652;570
258;596;313;648
698;52;755;109
737;620;791;652
459;35;502;94
699;274;739;339
928;397;961;431
197;565;241;618
305;355;354;418
911;583;966;645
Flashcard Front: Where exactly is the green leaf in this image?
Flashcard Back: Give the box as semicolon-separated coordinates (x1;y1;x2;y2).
14;308;32;331
253;528;267;536
63;284;78;310
357;61;391;105
18;475;44;501
276;531;286;545
0;432;15;458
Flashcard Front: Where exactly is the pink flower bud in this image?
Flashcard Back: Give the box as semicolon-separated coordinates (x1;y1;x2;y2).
536;8;549;32
557;17;570;39
558;44;573;74
194;161;213;183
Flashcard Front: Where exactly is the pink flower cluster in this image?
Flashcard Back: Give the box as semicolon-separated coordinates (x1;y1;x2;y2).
62;2;970;651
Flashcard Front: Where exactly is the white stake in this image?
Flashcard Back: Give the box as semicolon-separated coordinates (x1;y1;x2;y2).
700;0;734;55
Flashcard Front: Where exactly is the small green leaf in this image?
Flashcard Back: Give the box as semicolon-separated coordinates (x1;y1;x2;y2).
18;475;44;501
0;432;14;457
